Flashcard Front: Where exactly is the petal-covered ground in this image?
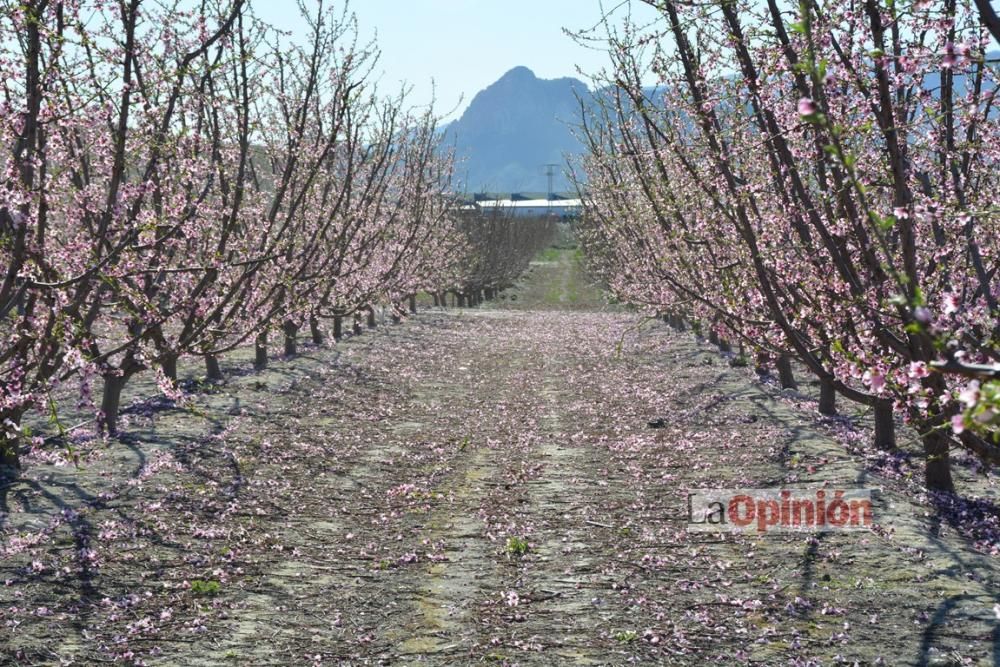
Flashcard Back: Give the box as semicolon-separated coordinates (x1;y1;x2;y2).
3;249;1000;665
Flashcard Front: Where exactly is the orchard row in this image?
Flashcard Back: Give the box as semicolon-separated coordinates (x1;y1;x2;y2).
0;1;551;469
577;0;999;492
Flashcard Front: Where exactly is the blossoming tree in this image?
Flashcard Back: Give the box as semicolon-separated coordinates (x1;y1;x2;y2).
579;0;998;491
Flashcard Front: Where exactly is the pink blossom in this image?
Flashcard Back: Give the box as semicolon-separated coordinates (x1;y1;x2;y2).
941;293;960;315
864;371;886;393
951;414;966;434
913;307;931;324
942;42;958;68
958;381;981;408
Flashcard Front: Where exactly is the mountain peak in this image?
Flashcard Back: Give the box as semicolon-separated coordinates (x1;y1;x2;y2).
445;68;589;192
498;65;536;82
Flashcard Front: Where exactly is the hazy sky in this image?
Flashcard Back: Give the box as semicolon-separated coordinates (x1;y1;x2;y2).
252;1;663;119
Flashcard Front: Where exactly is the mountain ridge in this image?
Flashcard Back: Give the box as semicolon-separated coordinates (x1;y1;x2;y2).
443;66;588;193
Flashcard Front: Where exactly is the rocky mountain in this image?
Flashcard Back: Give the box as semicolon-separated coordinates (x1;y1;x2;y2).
443;66;588;194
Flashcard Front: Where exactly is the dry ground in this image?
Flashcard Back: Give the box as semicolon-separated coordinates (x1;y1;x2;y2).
3;248;1000;666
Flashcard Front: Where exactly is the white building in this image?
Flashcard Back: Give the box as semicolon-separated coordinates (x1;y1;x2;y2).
467;197;583;218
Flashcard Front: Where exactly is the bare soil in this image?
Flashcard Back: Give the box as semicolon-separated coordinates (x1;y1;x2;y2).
3;248;1000;666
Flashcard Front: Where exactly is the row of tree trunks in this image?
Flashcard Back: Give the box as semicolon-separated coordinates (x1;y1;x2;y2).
434;288;506;309
661;314;901;455
147;298;417;398
65;294;424;462
88;304;389;454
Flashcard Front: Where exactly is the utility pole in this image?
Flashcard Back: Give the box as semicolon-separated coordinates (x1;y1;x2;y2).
543;163;558;201
543;163;559;217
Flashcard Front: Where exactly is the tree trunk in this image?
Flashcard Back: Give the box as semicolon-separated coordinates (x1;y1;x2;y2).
100;374;127;436
205;355;223;382
754;351;769;375
818;377;836;415
922;429;954;492
409;295;417;314
873;399;896;451
457;293;467;308
310;315;323;345
353;314;363;336
777;354;797;389
0;415;22;471
254;332;268;370
392;304;402;324
432;292;440;307
367;307;377;329
283;321;298;357
161;354;179;383
333;315;343;341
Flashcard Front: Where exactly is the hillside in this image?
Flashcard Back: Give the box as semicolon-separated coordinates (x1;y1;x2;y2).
443;66;587;193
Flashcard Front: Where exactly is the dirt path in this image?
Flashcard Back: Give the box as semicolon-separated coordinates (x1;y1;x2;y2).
4;248;1000;665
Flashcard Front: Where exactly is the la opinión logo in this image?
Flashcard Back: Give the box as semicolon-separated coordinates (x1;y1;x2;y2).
687;488;873;533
